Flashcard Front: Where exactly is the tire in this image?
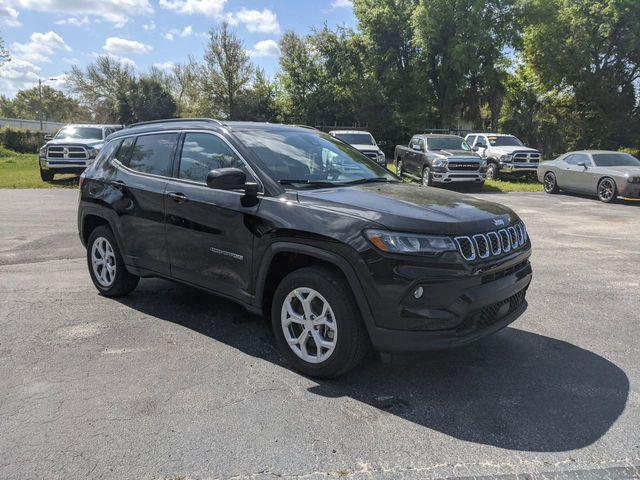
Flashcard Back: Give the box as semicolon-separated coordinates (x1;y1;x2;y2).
486;163;498;180
271;266;370;378
396;160;403;177
421;166;432;187
87;225;139;297
597;177;618;203
543;172;559;194
40;168;54;181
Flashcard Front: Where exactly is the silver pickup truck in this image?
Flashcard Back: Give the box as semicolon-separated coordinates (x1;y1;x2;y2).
394;134;486;189
38;124;122;181
465;133;541;180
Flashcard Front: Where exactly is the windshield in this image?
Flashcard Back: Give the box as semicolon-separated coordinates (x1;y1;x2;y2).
235;129;397;188
333;133;376;146
488;135;523;147
55;127;103;140
428;137;471;151
592;153;640;167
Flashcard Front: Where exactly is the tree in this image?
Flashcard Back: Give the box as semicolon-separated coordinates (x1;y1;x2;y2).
67;56;136;122
237;68;279;122
0;34;9;67
0;85;91;123
521;0;640;150
203;23;253;119
116;77;178;124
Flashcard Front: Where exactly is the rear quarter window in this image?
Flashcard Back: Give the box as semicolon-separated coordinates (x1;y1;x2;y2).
121;133;178;177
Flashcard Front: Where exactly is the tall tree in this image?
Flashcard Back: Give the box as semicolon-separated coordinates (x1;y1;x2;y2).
117;77;178;124
237;68;279;122
203;22;253;119
521;0;640;150
0;85;91;123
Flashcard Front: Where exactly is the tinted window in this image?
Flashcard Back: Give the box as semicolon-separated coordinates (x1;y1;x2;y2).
179;132;247;183
93;138;122;170
488;135;523;147
566;154;591;165
116;137;136;164
125;133;178;176
593;153;640;167
55;127;103;140
476;136;488;147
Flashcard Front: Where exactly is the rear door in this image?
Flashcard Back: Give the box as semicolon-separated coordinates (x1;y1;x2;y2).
111;132;178;275
164;131;261;300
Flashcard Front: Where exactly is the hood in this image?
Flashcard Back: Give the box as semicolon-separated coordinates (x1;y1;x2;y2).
433;149;480;158
491;146;539;155
296;182;517;235
351;144;382;153
44;138;104;148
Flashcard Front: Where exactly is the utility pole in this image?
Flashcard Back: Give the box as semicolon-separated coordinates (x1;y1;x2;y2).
38;78;43;131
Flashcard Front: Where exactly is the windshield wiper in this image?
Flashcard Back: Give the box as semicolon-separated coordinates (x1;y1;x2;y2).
342;177;396;185
279;179;337;188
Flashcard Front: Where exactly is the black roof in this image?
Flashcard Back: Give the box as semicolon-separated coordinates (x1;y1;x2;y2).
112;118;317;138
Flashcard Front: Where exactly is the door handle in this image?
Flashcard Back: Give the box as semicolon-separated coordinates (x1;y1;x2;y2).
110;180;126;189
167;192;189;203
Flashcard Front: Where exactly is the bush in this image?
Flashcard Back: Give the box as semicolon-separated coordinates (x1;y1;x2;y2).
618;147;640;158
0;127;48;153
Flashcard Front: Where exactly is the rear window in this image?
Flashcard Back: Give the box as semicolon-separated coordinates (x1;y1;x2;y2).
122;133;178;176
592;153;640;167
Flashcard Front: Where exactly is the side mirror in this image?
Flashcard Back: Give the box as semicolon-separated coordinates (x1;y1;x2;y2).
206;168;247;190
577;161;587;168
44;134;53;140
471;146;479;152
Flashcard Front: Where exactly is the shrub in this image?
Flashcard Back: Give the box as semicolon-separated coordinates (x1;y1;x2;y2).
618;147;640;158
0;127;48;153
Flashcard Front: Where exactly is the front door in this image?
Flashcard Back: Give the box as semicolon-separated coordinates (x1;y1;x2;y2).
111;132;179;275
563;153;593;192
164;131;260;300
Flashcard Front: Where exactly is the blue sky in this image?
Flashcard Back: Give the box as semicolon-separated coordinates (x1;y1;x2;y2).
0;0;357;97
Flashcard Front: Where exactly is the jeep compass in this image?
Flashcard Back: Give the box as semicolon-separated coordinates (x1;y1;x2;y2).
78;119;533;378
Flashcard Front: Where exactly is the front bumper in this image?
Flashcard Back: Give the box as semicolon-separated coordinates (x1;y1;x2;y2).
619;182;640;199
431;166;486;183
40;157;91;173
361;249;532;352
499;162;538;174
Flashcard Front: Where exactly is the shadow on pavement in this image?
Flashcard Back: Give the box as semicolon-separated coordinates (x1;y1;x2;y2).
117;278;629;453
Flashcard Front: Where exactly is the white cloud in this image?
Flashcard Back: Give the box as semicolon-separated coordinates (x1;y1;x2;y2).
163;32;175;41
180;25;193;37
331;0;353;8
103;37;152;54
92;51;137;68
5;0;153;26
55;16;89;26
227;8;280;34
158;0;226;17
142;20;156;31
163;25;195;41
248;39;280;58
153;61;175;70
11;31;71;64
0;5;21;27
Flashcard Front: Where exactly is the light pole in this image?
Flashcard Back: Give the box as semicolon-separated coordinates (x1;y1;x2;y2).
38;77;58;132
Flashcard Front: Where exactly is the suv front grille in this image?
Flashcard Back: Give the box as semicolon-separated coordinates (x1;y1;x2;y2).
47;146;88;160
454;221;528;262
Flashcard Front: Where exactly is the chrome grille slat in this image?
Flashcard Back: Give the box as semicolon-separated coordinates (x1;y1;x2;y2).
455;221;528;262
47;145;88;160
473;234;490;259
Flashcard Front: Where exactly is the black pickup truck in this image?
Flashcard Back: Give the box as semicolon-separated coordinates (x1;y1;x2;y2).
395;134;487;189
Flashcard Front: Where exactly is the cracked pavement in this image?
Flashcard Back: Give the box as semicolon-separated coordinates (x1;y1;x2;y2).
0;188;638;479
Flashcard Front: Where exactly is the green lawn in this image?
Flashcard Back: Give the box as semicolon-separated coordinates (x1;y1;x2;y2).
386;163;543;193
0;148;79;189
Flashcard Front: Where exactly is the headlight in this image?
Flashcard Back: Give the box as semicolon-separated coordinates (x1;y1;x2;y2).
364;229;456;255
39;146;47;157
432;158;448;167
500;154;513;162
628;176;640;184
479;159;487;167
377;152;385;163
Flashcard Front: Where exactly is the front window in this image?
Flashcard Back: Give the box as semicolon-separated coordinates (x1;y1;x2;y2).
333;132;376;146
55;127;103;140
592;153;640;167
488;135;523;147
235;129;397;188
428;137;471;151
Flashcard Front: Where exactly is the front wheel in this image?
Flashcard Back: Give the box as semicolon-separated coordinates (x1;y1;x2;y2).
543;172;559;194
87;225;139;297
271;266;370;378
597;177;618;203
486;163;498;180
421;166;432;187
396;160;403;177
40;168;54;182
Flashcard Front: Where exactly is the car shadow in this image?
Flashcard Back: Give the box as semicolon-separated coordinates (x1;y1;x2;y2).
116;278;629;453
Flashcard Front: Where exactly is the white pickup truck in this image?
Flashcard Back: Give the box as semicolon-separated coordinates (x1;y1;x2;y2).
464;133;541;180
329;130;386;166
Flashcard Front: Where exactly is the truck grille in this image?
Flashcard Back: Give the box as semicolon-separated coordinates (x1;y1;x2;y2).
47;146;88;160
454;222;528;261
361;150;378;160
512;151;541;163
448;158;480;171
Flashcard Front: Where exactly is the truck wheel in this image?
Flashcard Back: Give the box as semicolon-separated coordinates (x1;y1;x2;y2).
396;160;403;177
421;166;432;187
40;168;54;182
87;225;139;297
486;163;498;180
271;266;370;378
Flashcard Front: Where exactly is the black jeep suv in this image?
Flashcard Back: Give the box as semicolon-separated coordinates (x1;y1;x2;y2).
78;119;532;378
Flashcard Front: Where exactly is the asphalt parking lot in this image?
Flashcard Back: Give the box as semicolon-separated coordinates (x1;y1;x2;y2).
0;188;638;480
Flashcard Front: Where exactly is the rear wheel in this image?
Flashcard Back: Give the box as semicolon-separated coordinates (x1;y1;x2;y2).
543;172;559;194
271;266;369;378
486;163;498;180
597;177;617;203
40;168;54;182
421;166;432;187
87;225;139;297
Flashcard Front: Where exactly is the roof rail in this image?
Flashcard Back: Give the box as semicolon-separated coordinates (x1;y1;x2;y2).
126;118;225;128
293;124;319;131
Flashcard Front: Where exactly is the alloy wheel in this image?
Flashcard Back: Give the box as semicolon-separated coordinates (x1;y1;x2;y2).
486;164;497;180
280;287;337;364
422;167;431;186
598;178;615;202
544;173;556;193
91;236;117;287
